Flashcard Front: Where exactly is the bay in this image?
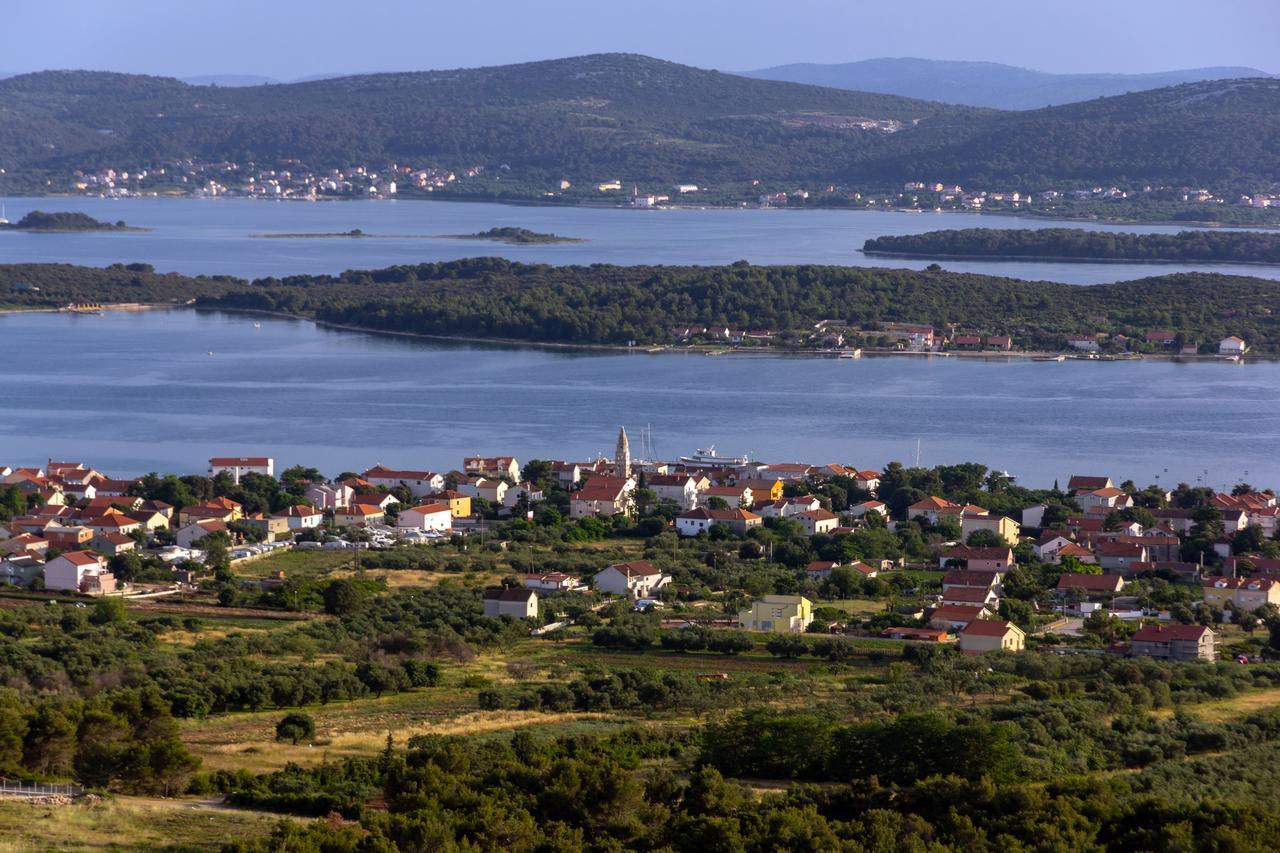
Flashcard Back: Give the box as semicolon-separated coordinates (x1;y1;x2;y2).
1;196;1277;284
0;309;1272;490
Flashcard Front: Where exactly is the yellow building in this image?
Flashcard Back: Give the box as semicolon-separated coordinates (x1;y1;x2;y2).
739;595;813;633
742;478;785;503
961;514;1021;546
957;619;1025;654
432;491;472;518
1202;577;1280;612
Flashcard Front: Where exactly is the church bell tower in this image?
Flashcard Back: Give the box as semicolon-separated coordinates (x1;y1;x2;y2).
615;426;631;479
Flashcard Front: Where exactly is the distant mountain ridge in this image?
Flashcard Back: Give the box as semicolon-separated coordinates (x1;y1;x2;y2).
0;53;1277;192
741;57;1274;109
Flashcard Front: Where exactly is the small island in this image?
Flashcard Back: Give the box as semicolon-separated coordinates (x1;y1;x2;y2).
1;210;146;232
863;228;1280;264
450;227;584;244
255;229;382;239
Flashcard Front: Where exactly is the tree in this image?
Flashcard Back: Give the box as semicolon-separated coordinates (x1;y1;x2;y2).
323;577;372;616
765;634;807;658
90;597;127;625
707;496;730;510
275;712;316;745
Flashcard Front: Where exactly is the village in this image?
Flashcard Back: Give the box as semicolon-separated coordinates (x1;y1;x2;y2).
44;157;1280;218
3;427;1277;667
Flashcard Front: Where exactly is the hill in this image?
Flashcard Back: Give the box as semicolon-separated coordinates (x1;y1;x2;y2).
0;54;1277;192
741;57;1274;109
0;54;975;187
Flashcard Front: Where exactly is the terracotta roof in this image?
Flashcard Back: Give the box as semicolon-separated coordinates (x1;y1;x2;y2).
941;546;1014;562
944;586;996;603
1068;475;1111;491
1131;624;1210;643
406;503;451;515
961;619;1017;638
484;587;534;602
802;509;839;522
604;561;661;578
910;496;959;511
59;550;102;566
1057;573;1123;592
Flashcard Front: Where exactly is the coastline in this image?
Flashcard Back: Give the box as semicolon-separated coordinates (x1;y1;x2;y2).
5;190;1278;231
194;305;1268;363
863;249;1280;266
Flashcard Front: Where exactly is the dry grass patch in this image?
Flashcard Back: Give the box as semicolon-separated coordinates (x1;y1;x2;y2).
0;796;285;852
1188;686;1280;723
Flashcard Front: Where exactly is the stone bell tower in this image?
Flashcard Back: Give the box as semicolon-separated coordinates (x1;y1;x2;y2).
615;426;631;479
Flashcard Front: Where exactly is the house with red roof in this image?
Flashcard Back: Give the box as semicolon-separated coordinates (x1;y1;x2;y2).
593;561;670;598
675;507;762;536
799;508;840;536
274;504;323;530
1129;624;1215;661
334;504;385;527
362;465;444;497
927;604;991;631
396;503;453;533
938;546;1015;572
44;550;116;594
570;476;635;519
908;496;960;525
1056;573;1124;596
209;456;274;483
1067;475;1113;493
958;619;1025;654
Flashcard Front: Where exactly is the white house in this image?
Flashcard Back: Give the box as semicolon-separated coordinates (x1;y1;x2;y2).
523;572;584;592
44;550;116;594
646;474;701;510
175;519;229;549
848;500;888;519
396;503;453;532
593;561;671;599
502;482;544;509
362;465;444;497
483;587;538;619
274;504;324;530
209;456;274;484
306;483;354;511
1219;336;1247;356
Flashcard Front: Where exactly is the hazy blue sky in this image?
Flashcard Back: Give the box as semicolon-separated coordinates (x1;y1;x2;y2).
8;0;1277;78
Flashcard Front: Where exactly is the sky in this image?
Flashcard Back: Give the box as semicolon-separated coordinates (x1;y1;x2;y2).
6;0;1277;79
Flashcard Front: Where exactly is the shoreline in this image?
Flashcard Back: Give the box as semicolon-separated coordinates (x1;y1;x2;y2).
195;305;1270;363
863;249;1280;266
4;191;1278;231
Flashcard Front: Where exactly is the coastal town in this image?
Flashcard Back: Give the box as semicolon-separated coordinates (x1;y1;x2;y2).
4;428;1277;665
42;156;1280;218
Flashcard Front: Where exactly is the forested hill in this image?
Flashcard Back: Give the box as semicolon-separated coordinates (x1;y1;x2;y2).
1;54;1278;189
6;259;1277;352
864;228;1280;263
0;54;976;185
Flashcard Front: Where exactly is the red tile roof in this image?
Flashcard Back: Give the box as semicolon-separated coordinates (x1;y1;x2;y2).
961;619;1016;638
1131;624;1210;643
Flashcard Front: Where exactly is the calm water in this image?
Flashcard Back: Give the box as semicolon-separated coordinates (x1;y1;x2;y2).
1;196;1277;284
0;309;1273;489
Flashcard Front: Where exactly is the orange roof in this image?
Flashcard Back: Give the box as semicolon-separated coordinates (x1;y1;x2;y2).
961;619;1017;637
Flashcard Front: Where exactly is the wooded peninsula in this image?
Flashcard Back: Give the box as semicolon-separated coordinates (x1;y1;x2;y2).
864;227;1280;264
3;258;1279;353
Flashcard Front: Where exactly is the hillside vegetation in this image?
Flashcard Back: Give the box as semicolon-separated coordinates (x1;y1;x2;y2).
864;228;1280;263
1;54;1278;190
4;259;1278;351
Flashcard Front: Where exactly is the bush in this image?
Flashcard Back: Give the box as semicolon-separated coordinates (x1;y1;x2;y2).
275;712;316;745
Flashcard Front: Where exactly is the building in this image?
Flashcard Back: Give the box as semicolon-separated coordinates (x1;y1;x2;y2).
738;595;813;633
523;573;583;593
615;427;631;479
938;546;1015;572
333;504;385;527
306;482;355;511
646;474;701;510
593;561;671;598
175;519;229;549
675;507;763;536
1201;576;1280;612
799;508;840;535
362;465;444;497
426;490;471;518
1129;624;1215;661
960;514;1020;545
209;456;274;483
928;604;991;631
941;585;1000;608
483;587;538;619
908;496;960;525
397;503;453;532
1067;475;1113;493
849;500;887;519
1056;573;1125;597
463;456;521;481
958;620;1025;655
1218;336;1247;356
274;504;323;530
44;550;116;594
569;476;635;518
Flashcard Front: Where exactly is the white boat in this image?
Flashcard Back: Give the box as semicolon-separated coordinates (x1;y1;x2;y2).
679;446;748;468
838;349;862;359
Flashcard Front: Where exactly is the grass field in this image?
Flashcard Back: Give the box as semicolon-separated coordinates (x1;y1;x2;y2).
1186;685;1280;723
0;796;287;852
